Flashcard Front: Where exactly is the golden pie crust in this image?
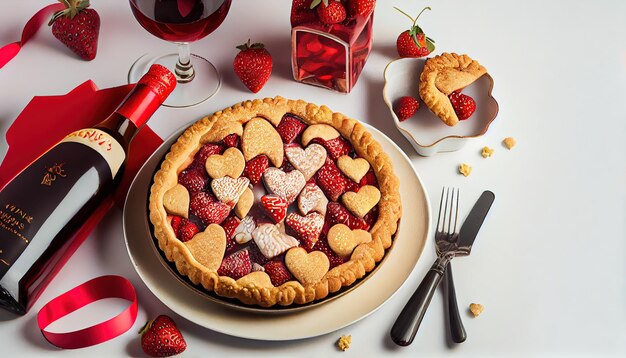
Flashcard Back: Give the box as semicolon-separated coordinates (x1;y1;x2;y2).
419;53;487;126
149;97;402;307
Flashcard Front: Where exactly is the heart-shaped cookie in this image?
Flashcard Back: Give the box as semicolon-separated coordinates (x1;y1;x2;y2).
236;271;273;288
285;212;324;249
285;248;329;285
301;124;340;146
234;216;256;244
285;143;327;180
252;223;299;259
200;120;243;144
163;184;189;218
337;155;370;183
211;176;250;206
341;185;381;218
205;147;245;179
262;167;306;203
327;224;372;258
184;224;226;270
235;187;253;219
298;182;328;216
242;118;284;167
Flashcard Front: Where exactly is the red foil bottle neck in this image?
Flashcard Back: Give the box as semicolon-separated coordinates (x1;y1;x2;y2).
114;84;162;128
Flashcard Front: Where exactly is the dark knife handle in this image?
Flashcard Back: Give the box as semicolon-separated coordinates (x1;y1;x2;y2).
444;264;467;343
390;260;444;346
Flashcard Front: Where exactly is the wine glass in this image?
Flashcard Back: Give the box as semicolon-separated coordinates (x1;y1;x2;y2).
129;0;232;107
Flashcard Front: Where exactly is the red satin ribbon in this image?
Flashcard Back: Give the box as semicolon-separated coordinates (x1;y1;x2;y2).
37;275;138;349
0;3;65;69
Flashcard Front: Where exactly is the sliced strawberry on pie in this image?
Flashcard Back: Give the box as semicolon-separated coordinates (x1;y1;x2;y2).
314;234;348;269
263;260;293;286
217;249;252;279
191;143;224;168
178;167;208;194
221;215;241;252
326;202;369;230
243;155;269;185
285;212;324;250
311;136;353;160
315;157;357;201
260;195;289;223
170;216;199;242
189;191;230;226
221;133;240;148
276;114;307;144
246;241;270;266
359;170;378;187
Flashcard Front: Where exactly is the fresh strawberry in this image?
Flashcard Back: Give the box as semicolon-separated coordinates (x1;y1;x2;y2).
178;168;208;193
261;195;289;223
326;202;369;230
243;155;269;185
311;136;353;160
314;235;347;268
359;170;378;187
395;6;435;58
291;0;317;26
222;134;240;148
276;115;307;144
49;0;100;61
394;96;420;121
315;157;356;201
222;216;241;252
170;216;199;242
140;315;186;357
264;260;293;286
281;157;296;173
189;191;230;225
286;212;324;250
312;0;347;25
448;90;476;120
233;40;273;93
193;143;224;167
346;0;376;18
218;249;252;279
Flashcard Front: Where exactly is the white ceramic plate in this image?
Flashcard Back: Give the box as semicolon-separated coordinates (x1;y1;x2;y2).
122;122;431;341
383;57;499;156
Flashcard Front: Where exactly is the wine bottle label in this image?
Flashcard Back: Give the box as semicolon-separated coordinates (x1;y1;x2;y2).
61;129;125;178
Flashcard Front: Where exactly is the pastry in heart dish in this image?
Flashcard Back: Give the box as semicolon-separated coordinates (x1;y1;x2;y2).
419;53;487;126
149;97;402;308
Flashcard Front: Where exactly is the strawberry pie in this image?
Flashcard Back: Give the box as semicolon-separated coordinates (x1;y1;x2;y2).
149;97;401;308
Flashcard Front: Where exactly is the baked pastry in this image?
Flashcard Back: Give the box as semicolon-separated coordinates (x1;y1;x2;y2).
419;53;487;126
149;97;402;308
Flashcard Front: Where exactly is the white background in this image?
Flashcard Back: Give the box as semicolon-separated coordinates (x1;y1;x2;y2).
1;0;625;356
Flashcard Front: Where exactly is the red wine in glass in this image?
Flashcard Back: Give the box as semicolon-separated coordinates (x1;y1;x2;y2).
129;0;232;107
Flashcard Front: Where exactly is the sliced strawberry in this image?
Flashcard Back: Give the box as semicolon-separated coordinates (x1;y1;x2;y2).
192;143;224;168
280;157;296;173
448;90;476;120
359;170;378;187
314;235;348;268
222;216;241;252
363;204;379;228
221;134;240;148
189;191;230;225
264;260;293;286
261;195;289;223
285;212;324;250
178;168;208;193
243;155;269;185
218;249;252;279
326;202;369;230
170;216;199;242
315;157;356;201
311;136;353;160
247;241;270;266
276;114;307;144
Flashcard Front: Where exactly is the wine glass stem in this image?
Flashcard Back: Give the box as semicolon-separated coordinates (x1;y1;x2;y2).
175;42;195;83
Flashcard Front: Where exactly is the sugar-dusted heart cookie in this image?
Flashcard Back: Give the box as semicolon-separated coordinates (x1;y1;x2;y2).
327;223;372;258
242;118;283;167
211;176;250;207
163;184;189;218
341;185;381;218
298;182;328;216
285;143;327;180
184;224;226;270
337;155;370;183
200;120;243;144
285;212;324;249
301;124;340;146
236;271;274;288
205;147;245;179
285;248;329;285
252;223;299;259
235;187;253;219
262;167;306;203
234;216;256;244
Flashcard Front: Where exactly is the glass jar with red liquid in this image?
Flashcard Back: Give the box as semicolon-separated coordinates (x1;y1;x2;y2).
291;1;375;93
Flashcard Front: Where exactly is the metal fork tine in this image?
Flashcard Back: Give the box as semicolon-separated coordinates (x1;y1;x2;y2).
436;187;445;233
443;188;450;234
453;188;459;233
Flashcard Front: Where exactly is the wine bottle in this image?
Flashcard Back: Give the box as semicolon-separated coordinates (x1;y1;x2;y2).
0;64;176;314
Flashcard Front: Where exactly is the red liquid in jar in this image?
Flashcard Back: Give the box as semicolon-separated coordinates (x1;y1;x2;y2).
130;0;231;42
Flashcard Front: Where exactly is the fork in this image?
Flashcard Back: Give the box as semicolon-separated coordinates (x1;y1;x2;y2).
390;188;460;346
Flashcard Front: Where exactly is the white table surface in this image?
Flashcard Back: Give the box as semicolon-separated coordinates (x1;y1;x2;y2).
1;0;625;356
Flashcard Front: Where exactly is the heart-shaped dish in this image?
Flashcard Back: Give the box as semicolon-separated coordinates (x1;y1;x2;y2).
383;57;499;156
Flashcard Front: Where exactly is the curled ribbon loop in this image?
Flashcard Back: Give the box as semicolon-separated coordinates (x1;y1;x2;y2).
37;275;138;349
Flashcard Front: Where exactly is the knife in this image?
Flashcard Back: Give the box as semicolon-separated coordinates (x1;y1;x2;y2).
445;190;495;343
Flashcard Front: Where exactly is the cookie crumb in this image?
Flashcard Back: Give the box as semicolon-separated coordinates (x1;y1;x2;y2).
469;303;484;317
459;163;472;177
481;146;494;158
503;137;516;150
337;335;351;351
